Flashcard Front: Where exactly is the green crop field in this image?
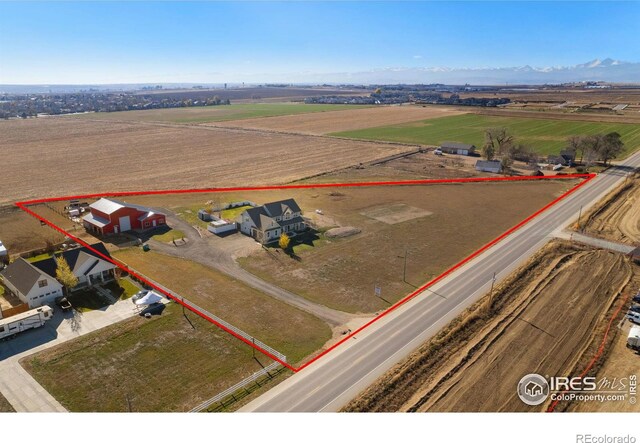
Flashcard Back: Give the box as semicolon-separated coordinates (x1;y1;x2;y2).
332;114;640;157
75;103;372;124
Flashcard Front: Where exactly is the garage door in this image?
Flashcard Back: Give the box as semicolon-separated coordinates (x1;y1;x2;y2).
119;216;131;232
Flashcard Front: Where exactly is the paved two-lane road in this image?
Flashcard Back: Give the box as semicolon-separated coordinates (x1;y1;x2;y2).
242;152;640;412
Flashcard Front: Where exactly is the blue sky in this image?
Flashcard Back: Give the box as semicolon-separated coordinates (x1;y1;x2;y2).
0;1;638;84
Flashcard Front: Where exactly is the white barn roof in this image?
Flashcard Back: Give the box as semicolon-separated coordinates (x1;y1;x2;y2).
90;198;126;214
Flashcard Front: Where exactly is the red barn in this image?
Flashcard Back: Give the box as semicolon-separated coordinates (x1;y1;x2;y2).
82;198;166;236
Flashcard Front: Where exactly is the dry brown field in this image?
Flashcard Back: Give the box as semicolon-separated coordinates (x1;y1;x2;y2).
457;88;640;105
580;173;640;244
103;179;574;315
473;106;640;124
231;180;576;313
0;206;68;255
0;117;412;206
345;241;635;412
210;105;466;135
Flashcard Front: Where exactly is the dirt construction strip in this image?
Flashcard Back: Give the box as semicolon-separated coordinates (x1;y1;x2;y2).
580;172;640;244
344;241;634;412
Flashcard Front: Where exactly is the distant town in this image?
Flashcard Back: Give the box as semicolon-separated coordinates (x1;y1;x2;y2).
0;81;623;119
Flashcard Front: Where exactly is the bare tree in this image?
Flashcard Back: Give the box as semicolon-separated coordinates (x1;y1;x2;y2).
485;127;515;157
599;132;624;166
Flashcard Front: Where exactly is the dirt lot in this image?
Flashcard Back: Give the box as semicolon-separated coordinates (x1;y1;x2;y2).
301;151;486;184
230;180;577;313
0;117;412;205
210;105;466;135
570;314;640;412
21;303;279;412
345;241;635;412
0;205;69;256
580;173;640;244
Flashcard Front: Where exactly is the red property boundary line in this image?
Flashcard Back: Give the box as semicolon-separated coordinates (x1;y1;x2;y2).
15;173;595;373
546;293;629;413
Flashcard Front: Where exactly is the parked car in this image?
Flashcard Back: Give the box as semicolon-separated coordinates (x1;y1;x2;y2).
627;311;640;325
632;294;640;304
433;148;443;155
629;304;640;314
55;296;72;312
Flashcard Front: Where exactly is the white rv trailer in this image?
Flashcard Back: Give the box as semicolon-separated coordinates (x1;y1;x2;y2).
0;305;53;340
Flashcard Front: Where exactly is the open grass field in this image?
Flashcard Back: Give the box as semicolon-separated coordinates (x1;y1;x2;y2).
73;103;372;124
21;303;275;412
345;241;634;412
221;205;252;220
332;113;640;157
0;392;14;412
112;248;331;363
211;105;465;134
0;116;411;205
219;179;577;314
151;229;185;243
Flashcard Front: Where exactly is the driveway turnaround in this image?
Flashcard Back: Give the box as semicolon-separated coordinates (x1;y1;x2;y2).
147;212;353;326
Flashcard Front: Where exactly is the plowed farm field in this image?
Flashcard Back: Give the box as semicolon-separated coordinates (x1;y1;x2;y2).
0;117;412;205
210;105;466;134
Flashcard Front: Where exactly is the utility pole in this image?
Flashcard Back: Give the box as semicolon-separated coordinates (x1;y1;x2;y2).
488;272;497;311
403;247;408;283
252;337;256;358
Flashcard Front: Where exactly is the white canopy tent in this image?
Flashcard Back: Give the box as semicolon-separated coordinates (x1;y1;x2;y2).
134;291;164;306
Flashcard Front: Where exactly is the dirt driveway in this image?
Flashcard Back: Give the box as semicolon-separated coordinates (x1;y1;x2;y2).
144;212;352;327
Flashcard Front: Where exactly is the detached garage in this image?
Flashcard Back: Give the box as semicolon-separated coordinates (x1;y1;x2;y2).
83;198;166;236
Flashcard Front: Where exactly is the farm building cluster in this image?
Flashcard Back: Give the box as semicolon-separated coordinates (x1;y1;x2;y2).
199;198;307;244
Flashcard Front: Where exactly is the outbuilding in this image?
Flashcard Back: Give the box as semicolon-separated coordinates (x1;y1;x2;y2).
440;142;476;156
83;198;166;236
475;160;503;174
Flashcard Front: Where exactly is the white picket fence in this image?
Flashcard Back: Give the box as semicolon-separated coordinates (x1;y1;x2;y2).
189;361;282;412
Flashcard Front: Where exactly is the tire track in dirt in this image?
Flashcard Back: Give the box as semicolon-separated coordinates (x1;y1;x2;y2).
581;173;640;244
343;241;633;412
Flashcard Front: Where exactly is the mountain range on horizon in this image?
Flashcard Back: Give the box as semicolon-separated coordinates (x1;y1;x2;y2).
308;58;640;86
1;58;639;93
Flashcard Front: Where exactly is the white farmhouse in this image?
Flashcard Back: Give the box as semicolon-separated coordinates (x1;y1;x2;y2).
0;258;64;308
239;199;305;244
31;243;117;292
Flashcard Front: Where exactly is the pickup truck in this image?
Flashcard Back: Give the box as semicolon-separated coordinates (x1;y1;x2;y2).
56;296;73;312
